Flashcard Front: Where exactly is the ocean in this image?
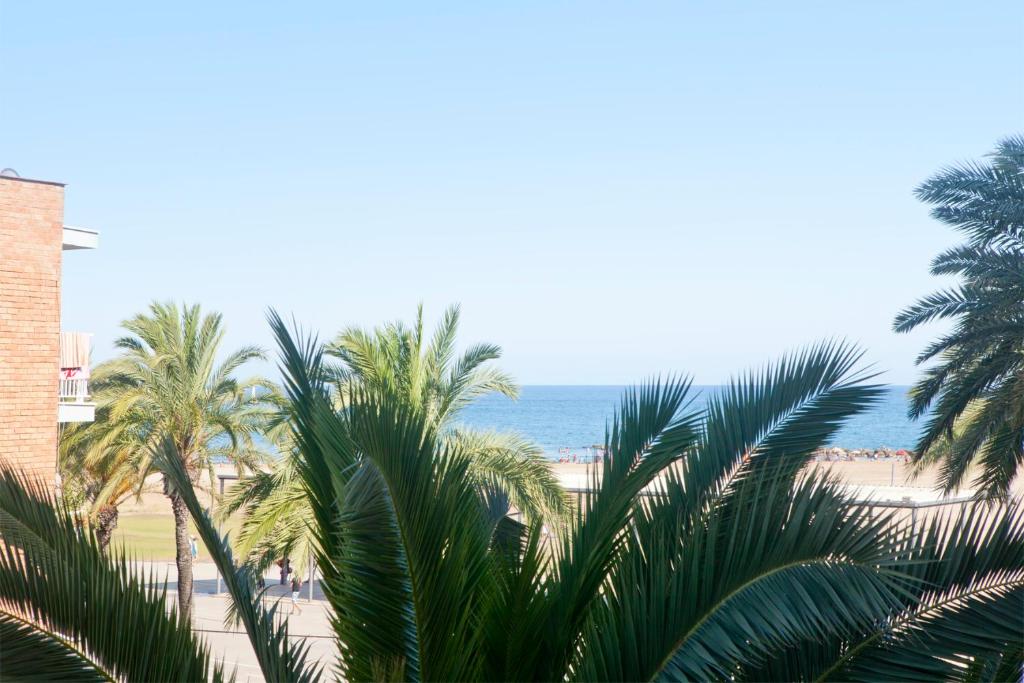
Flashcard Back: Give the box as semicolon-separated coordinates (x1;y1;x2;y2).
456;385;920;459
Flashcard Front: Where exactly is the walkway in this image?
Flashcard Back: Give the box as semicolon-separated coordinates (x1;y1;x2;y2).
139;561;337;682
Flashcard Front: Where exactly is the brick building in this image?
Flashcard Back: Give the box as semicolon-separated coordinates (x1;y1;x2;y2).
0;171;98;485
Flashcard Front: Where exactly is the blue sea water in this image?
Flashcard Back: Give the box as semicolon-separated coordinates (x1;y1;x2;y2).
456;385;920;459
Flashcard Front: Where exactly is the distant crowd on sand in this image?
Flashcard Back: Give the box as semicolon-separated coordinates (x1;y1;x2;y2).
554;445;915;465
813;446;914;463
557;446;606;464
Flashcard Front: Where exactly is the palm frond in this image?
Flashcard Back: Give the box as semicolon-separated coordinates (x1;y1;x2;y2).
0;611;110;682
450;428;571;523
898;137;1024;496
493;378;701;682
275;311;506;681
272;311;420;681
578;343;892;681
851;499;1022;681
684;340;883;518
0;465;224;682
156;439;321;683
588;472;906;681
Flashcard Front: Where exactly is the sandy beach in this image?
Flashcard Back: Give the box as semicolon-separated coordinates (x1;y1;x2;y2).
111;457;1020;519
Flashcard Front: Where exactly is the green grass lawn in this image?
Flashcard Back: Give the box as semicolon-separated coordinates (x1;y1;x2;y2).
109;514;178;560
111;514;240;561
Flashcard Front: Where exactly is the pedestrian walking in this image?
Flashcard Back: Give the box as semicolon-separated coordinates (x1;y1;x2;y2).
290;575;303;615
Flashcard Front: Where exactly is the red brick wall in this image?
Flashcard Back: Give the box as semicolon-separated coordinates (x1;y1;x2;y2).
0;177;64;485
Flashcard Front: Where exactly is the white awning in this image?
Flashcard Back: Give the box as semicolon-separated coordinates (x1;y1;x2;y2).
62;225;99;250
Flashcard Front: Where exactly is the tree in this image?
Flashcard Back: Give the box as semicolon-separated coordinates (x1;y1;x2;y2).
64;301;274;619
2;319;1020;681
0;467;232;682
0;455;321;682
58;420;144;552
225;304;566;572
894;135;1024;496
263;316;1023;682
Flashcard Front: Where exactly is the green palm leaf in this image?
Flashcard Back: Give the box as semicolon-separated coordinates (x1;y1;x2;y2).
273;312;502;682
486;379;702;682
449;428;572;523
0;465;224;682
0;612;110;682
155;438;321;683
743;498;1024;682
895;136;1024;494
685;340;883;515
578;342;894;682
644;478;903;682
273;313;422;680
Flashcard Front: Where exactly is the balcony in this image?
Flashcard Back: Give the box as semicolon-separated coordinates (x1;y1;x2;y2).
62;225;99;250
59;332;95;423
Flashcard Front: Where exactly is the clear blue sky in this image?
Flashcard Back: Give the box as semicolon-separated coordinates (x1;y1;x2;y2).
3;2;1021;384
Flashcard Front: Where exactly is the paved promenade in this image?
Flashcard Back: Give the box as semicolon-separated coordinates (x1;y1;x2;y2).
140;561;337;682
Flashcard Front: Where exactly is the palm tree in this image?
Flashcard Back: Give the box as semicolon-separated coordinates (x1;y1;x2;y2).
2;317;1021;681
0;462;317;682
225;304;566;572
0;467;230;682
65;301;274;618
261;316;1023;682
329;303;568;520
894;135;1024;495
58;421;143;552
220;441;319;577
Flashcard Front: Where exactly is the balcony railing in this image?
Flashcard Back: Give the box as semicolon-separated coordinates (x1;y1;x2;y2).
59;332;92;402
59;377;90;401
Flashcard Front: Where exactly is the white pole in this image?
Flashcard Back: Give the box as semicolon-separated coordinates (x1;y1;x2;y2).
890;462;895;486
216;477;225;595
307;552;314;602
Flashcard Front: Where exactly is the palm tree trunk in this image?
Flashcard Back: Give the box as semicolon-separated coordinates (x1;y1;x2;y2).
169;489;193;620
95;504;119;554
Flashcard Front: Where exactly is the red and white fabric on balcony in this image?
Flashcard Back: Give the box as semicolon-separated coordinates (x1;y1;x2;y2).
59;332;91;400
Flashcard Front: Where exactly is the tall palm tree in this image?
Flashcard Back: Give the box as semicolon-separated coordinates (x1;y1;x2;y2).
2;320;1021;681
329;304;567;521
894;135;1024;495
225;304;566;572
66;301;274;618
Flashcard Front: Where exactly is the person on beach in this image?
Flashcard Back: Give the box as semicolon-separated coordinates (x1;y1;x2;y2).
290;575;303;615
189;535;198;560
